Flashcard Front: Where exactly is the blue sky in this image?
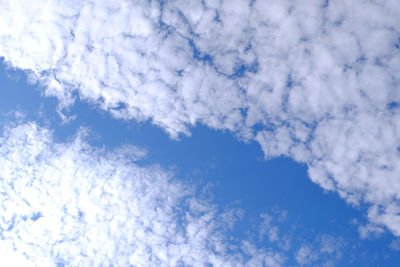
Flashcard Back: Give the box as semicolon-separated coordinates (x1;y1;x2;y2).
0;0;400;266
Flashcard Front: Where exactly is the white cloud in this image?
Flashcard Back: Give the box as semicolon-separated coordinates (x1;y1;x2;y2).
295;236;343;267
257;212;343;267
259;213;282;244
295;245;318;266
0;121;297;266
0;0;400;236
0;121;351;266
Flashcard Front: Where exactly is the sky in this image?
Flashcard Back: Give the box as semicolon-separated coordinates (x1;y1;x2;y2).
0;0;400;266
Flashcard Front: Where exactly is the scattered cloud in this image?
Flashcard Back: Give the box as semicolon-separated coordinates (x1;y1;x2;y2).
358;222;386;240
0;0;400;237
257;212;344;267
296;245;318;266
295;235;343;267
390;239;400;251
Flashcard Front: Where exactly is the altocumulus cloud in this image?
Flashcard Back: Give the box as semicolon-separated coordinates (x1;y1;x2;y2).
0;0;400;236
0;121;293;266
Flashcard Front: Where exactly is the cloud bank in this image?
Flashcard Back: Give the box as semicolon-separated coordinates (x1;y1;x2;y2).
0;121;346;266
0;121;280;266
0;0;400;236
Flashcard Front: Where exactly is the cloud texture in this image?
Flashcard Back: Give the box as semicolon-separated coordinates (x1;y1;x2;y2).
0;0;400;235
0;121;280;266
0;121;347;266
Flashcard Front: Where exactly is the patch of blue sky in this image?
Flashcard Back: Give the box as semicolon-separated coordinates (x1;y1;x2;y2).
0;60;399;266
0;59;60;127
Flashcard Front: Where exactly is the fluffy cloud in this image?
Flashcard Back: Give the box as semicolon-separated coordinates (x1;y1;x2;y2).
0;121;350;266
0;0;400;236
0;121;289;266
0;121;348;266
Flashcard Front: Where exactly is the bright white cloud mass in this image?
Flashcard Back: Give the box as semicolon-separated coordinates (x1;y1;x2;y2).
0;0;399;243
0;121;345;266
0;121;262;266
